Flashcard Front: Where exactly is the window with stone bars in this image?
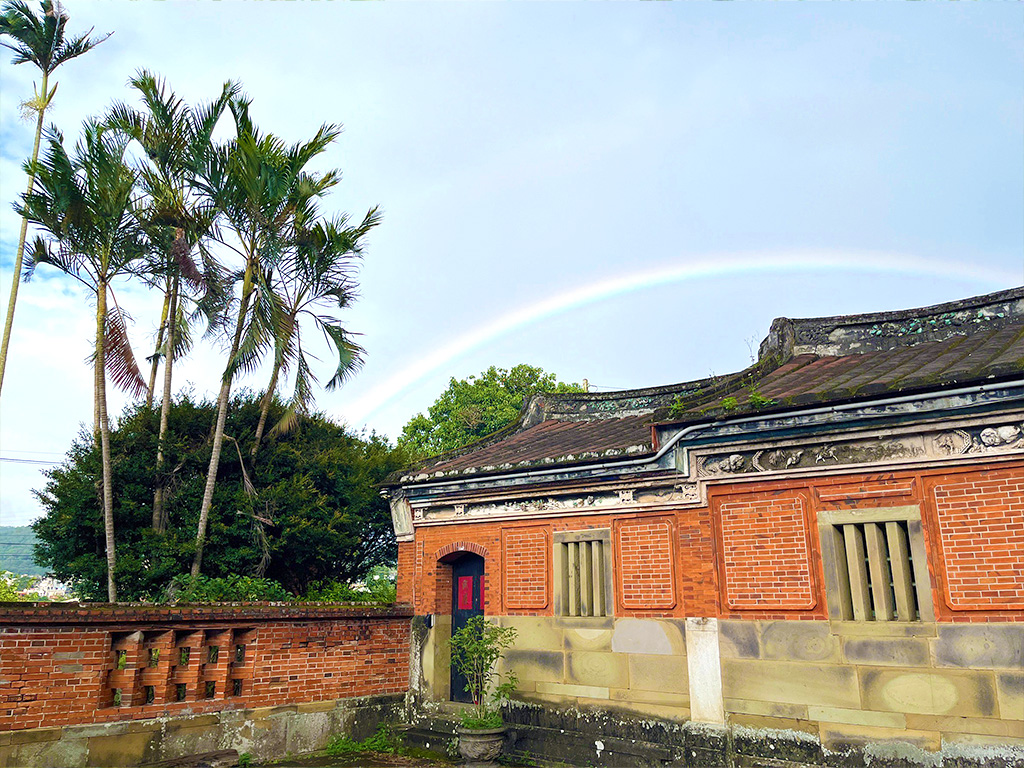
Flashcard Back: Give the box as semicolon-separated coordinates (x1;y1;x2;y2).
818;507;934;622
553;529;612;618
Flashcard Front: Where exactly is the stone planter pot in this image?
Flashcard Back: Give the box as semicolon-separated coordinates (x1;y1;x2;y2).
457;725;506;767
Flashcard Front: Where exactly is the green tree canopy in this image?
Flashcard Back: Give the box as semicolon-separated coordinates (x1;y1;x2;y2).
398;364;584;459
33;392;407;600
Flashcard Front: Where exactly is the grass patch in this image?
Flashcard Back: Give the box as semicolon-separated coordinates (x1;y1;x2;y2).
325;724;400;756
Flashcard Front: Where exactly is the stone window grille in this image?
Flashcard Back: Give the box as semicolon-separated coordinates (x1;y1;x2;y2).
818;506;934;622
554;529;612;618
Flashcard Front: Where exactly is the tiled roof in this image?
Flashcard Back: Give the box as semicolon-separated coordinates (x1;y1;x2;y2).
399;288;1024;483
672;326;1023;416
421;414;653;475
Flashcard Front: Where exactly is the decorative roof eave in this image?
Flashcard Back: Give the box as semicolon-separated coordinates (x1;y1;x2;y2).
389;378;1024;495
384;287;1024;490
393;442;655;485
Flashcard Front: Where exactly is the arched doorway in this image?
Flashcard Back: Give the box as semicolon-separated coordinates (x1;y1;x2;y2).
449;552;484;702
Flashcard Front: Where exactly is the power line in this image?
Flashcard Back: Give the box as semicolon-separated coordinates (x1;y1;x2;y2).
0;457;60;465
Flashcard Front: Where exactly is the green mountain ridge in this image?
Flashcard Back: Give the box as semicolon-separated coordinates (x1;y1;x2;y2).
0;527;46;576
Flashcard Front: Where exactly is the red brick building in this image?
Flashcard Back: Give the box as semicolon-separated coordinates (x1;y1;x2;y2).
385;288;1024;765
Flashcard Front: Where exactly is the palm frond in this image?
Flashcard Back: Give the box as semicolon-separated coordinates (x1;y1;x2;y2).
224;280;277;380
171;300;193;361
318;321;365;390
1;0;109;73
104;301;147;398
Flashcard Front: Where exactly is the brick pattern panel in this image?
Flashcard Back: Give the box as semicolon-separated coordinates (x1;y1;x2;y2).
678;507;718;616
405;462;1022;623
717;492;816;610
932;469;1024;610
502;527;550;609
616;516;676;610
396;541;415;605
0;605;410;732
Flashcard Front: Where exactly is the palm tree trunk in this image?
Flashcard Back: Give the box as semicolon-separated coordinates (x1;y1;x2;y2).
252;313;295;456
96;280;117;602
0;72;49;397
251;360;282;457
152;275;179;532
146;282;171;409
191;265;255;577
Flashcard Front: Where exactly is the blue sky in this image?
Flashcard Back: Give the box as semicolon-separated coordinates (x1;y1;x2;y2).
0;2;1021;528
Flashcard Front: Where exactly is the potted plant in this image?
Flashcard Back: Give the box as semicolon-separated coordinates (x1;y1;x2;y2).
449;615;518;766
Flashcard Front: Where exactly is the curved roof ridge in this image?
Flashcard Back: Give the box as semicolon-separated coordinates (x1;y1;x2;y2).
760;286;1024;360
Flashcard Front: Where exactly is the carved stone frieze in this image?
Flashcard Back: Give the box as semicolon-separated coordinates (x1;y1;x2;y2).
693;420;1024;479
933;423;1023;455
673;482;701;503
415;482;701;525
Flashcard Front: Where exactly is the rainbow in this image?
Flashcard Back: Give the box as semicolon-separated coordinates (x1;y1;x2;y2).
345;249;1019;425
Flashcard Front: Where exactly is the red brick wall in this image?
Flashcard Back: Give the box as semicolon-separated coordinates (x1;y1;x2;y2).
405;459;1023;623
615;516;676;612
396;541;415;605
711;460;1024;622
502;527;550;610
923;465;1024;616
677;506;719;617
0;604;412;732
714;490;817;612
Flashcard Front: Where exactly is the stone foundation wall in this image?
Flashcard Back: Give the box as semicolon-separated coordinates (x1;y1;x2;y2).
413;614;1024;765
0;692;404;768
719;619;1023;753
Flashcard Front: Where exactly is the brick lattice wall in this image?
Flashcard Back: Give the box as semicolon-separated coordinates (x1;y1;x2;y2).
0;604;412;732
502;527;550;610
929;466;1024;610
715;491;817;611
615;516;676;611
406;461;1023;623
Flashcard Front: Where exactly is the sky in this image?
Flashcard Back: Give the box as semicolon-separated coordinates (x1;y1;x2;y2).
0;2;1021;529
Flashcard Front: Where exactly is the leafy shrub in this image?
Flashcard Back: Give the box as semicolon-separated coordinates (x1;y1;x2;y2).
0;574;26;602
168;574;293;603
304;565;396;604
449;615;518;728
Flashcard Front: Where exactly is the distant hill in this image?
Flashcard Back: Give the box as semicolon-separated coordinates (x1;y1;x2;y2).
0;526;46;576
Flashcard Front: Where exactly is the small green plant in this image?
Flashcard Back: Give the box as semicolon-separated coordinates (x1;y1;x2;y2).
667;395;688;419
449;615;518;729
237;753;252;768
719;396;739;412
746;388;776;409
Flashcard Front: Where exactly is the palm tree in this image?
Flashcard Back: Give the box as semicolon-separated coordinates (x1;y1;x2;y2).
20;121;148;602
189;98;342;577
107;71;237;532
0;0;109;396
250;211;379;455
